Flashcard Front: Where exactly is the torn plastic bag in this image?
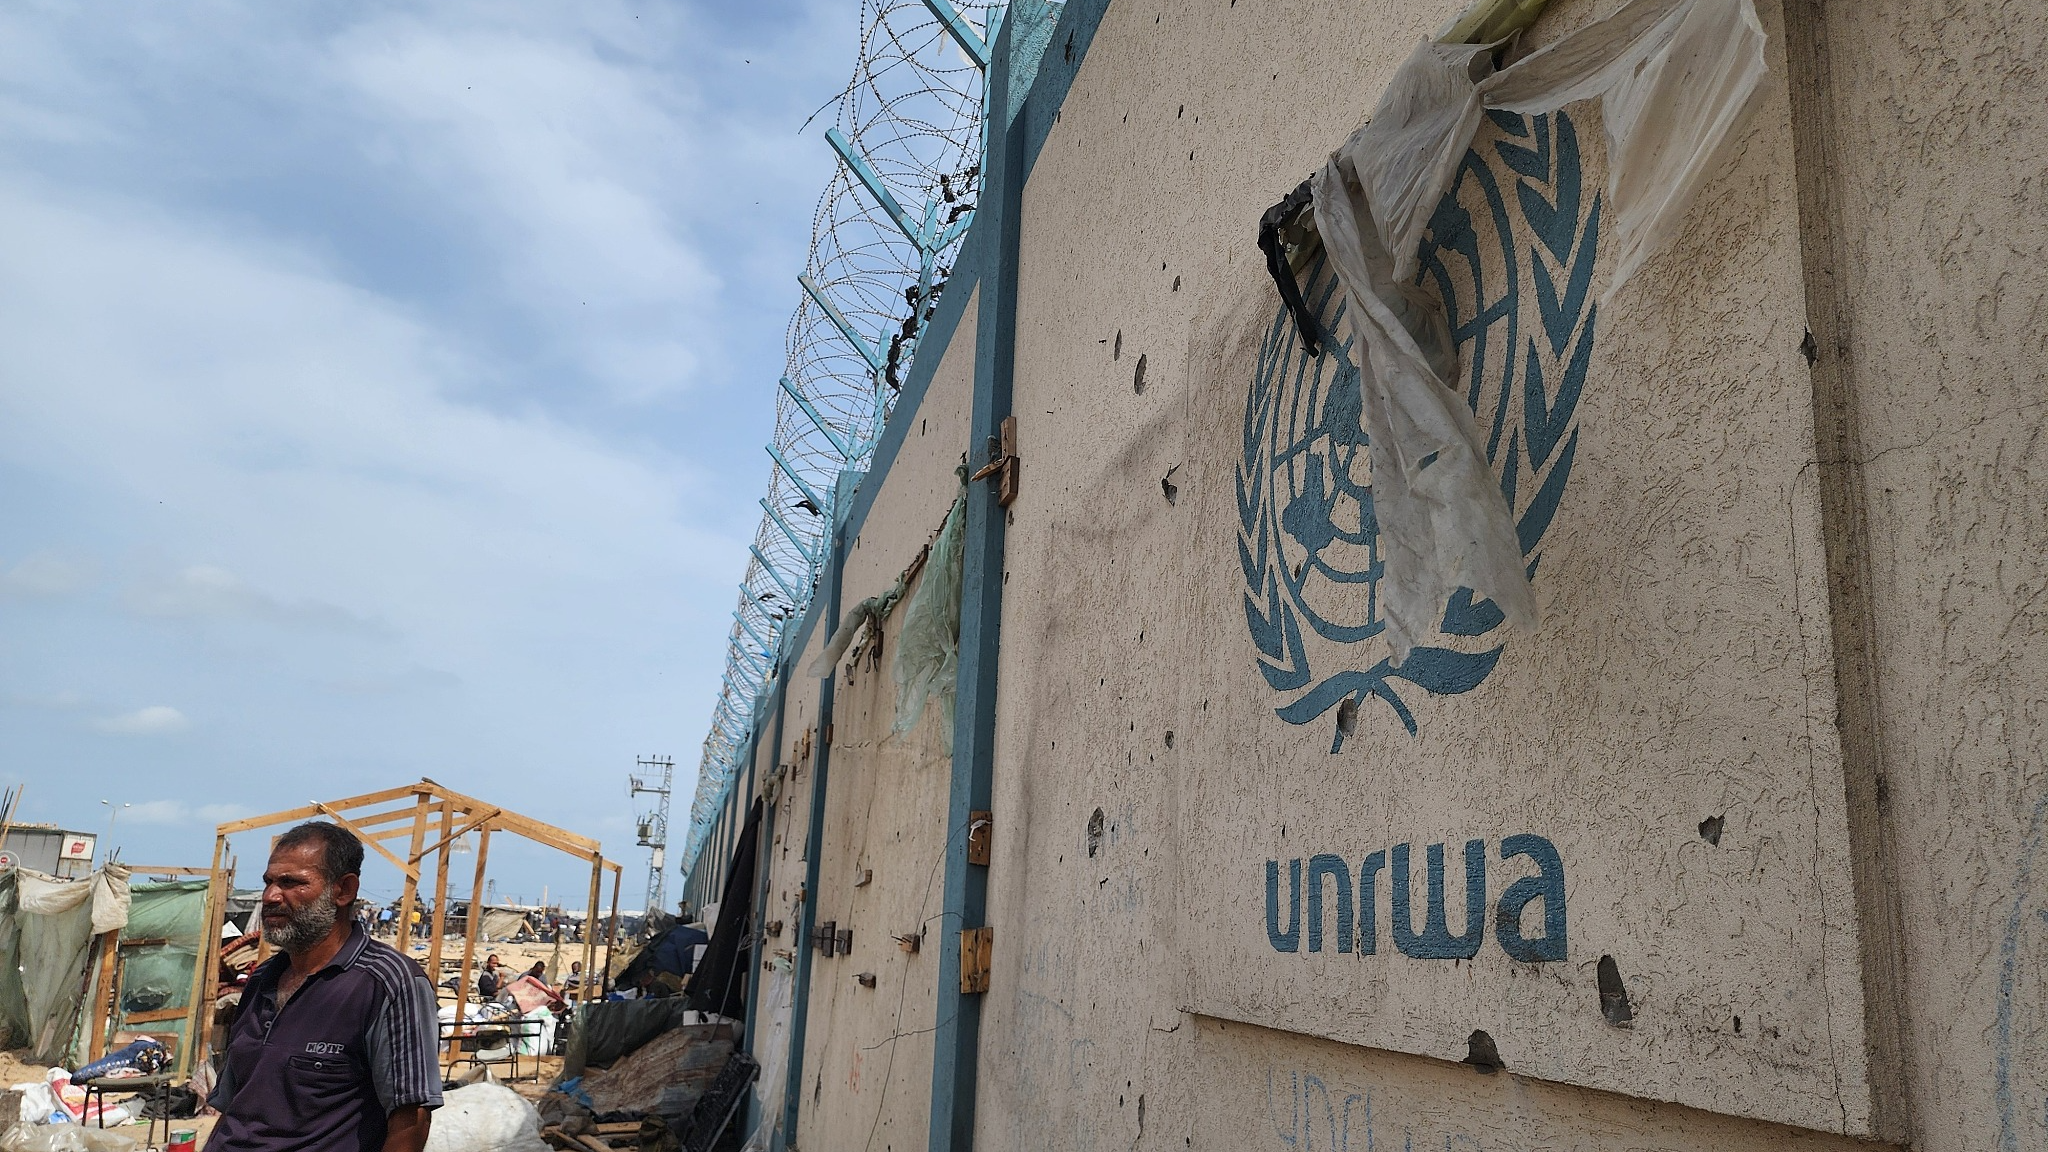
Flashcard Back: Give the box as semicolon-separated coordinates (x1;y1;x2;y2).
891;482;967;738
1310;0;1766;661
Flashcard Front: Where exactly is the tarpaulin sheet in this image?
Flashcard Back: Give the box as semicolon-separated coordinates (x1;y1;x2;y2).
105;880;208;1051
1309;0;1767;660
5;866;131;1065
562;999;696;1079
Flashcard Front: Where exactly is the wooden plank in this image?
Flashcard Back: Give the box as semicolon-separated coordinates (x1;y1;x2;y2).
312;802;420;881
123;1007;192;1025
603;865;622;990
88;930;119;1061
429;784;600;855
394;794;433;952
215;783;428;834
580;855;601;1005
183;835;228;1078
959;926;992;994
451;826;491;1055
413;809;499;865
425;804;456;981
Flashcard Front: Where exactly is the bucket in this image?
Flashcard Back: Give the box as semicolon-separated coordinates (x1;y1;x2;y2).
168;1129;197;1152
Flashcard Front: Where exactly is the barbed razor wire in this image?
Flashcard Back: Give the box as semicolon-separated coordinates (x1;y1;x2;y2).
680;0;1011;879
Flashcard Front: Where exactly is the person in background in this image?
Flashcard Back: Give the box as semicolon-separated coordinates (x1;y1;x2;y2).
563;961;584;989
477;955;504;1000
208;822;441;1152
524;961;549;988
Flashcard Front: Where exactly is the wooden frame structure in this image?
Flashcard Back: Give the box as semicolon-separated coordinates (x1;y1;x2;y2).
187;779;622;1076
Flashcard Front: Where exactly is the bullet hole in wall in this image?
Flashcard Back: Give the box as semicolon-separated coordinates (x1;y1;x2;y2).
1733;1015;1742;1035
1114;330;1123;360
1162;464;1179;505
1172;275;1181;292
1463;1030;1503;1074
1335;696;1358;744
1177;105;1184;118
1134;354;1148;393
1800;329;1817;366
1088;808;1105;857
1698;814;1724;846
1164;731;1174;749
1598;955;1633;1027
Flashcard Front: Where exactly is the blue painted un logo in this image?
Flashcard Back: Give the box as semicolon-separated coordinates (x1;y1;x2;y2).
1240;111;1601;747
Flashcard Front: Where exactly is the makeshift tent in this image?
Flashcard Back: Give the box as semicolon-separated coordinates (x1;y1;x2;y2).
90;878;208;1061
0;865;131;1065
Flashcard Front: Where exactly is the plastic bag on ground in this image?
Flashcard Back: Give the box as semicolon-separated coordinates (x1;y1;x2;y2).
1311;0;1766;660
420;1083;549;1152
1;1123;135;1152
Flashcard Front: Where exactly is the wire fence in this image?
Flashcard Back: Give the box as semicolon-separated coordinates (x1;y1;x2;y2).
681;1;1004;877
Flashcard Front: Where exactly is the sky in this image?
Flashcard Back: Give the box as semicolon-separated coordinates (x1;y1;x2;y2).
0;0;858;911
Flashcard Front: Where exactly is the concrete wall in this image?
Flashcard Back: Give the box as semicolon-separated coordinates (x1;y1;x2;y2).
708;0;2048;1148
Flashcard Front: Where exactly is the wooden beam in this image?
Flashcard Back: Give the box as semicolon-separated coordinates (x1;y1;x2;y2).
452;826;491;1060
215;783;430;834
312;803;421;882
425;804;456;991
183;834;228;1078
88;930;119;1062
603;865;621;995
341;803;442;832
580;854;601;1005
428;785;600;855
394;794;432;961
412;809;499;865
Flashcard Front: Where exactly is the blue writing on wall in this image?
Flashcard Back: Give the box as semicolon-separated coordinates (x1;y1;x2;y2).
1357;851;1386;955
1267;858;1302;952
1307;854;1353;953
1495;833;1567;962
1263;835;1565;963
1392;840;1486;960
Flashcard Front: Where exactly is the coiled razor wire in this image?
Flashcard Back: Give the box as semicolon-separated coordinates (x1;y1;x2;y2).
681;0;1010;878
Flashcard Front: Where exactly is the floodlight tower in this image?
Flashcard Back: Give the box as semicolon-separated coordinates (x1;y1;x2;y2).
630;756;675;918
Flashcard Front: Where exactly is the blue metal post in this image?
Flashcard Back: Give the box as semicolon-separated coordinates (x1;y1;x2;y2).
767;445;829;515
799;275;886;373
760;499;819;565
927;5;1054;1145
777;375;857;459
779;471;861;1148
827;128;921;245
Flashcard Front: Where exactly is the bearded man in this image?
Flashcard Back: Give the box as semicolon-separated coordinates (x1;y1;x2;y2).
208;822;442;1152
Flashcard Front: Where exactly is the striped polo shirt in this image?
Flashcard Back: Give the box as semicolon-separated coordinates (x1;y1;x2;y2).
208;922;443;1152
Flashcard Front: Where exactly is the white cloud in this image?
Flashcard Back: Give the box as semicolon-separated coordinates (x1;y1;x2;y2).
0;552;94;597
124;799;250;826
94;705;190;736
125;564;383;634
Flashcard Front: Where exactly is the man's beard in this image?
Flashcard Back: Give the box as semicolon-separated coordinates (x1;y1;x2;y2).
262;888;340;953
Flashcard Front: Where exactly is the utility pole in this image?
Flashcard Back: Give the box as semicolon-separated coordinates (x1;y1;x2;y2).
630;756;674;920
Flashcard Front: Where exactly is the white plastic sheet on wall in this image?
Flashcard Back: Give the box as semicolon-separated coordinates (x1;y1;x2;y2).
1311;0;1767;661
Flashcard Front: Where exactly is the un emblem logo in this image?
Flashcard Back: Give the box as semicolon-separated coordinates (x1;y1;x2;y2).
1241;111;1601;747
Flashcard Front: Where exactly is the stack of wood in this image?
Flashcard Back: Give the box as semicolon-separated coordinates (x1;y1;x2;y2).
539;1120;649;1152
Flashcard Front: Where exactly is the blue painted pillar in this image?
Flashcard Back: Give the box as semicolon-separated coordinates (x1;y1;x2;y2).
778;470;862;1149
925;7;1048;1147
